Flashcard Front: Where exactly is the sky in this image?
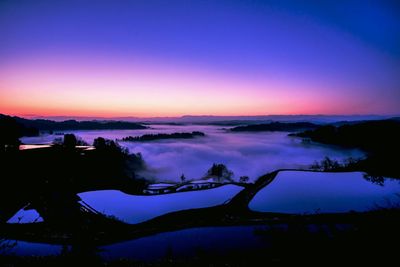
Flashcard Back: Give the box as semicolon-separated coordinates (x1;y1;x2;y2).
0;0;399;117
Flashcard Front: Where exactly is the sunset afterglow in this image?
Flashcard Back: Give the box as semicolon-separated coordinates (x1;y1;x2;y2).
1;1;399;117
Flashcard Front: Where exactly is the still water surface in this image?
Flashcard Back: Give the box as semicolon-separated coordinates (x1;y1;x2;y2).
78;185;242;224
250;171;400;213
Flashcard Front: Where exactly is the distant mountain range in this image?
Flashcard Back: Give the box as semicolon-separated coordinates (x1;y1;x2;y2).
0;114;147;138
19;114;397;124
230;122;319;132
2;112;399;136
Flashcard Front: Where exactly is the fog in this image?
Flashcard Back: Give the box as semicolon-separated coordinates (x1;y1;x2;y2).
21;125;364;182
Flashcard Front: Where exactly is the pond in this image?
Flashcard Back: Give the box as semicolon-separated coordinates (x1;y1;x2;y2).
1;240;63;256
78;185;243;224
3;223;352;261
7;208;43;224
100;225;270;261
249;171;400;214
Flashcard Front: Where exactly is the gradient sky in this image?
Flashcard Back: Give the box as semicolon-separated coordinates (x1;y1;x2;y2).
1;0;399;117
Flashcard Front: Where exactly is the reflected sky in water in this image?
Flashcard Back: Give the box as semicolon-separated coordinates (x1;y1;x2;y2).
7;208;43;224
250;171;400;213
2;240;62;256
79;185;242;224
100;226;269;261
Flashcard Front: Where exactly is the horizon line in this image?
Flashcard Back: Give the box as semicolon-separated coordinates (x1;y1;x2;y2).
4;113;399;120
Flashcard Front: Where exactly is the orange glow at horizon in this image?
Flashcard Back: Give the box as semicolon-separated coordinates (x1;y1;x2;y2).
0;53;395;118
1;0;399;119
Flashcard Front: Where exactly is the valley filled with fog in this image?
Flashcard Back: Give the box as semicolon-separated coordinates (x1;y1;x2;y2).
21;124;363;182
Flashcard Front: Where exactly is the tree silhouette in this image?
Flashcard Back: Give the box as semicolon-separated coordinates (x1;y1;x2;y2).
206;163;234;182
239;176;249;183
0;114;37;152
63;134;77;149
180;174;186;183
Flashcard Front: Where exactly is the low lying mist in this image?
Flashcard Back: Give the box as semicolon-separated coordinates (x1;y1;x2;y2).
21;125;364;182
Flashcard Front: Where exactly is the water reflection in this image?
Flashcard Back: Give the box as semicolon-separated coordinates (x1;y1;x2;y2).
100;226;269;261
2;240;63;256
7;207;43;224
249;171;400;213
78;185;243;224
19;144;52;150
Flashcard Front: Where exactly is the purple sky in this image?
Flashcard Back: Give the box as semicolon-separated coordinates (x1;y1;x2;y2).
0;0;399;117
